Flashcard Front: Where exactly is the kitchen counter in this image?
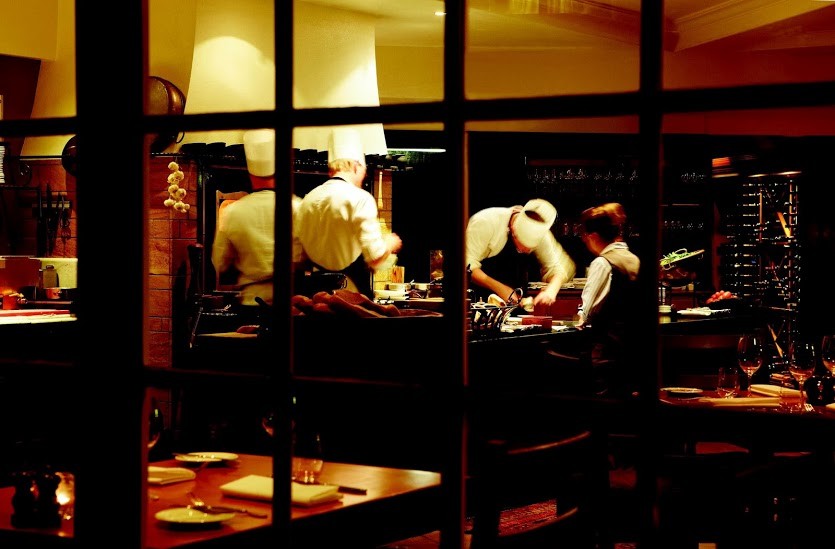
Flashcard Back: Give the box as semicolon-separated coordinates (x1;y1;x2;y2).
0;308;74;325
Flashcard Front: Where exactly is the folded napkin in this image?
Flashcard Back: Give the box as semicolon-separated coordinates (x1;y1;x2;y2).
148;466;197;485
699;396;781;407
220;474;343;507
676;307;714;317
750;384;800;397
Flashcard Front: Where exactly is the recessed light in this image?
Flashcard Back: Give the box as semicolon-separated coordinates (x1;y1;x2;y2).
434;11;446;16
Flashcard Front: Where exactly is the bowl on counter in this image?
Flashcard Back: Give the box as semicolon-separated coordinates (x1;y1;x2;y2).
387;282;412;292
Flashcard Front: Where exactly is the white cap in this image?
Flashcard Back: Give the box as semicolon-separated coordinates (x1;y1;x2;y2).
512;199;557;249
328;128;365;164
243;129;275;177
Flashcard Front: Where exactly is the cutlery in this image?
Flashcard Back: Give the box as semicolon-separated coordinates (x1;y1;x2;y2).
292;478;367;495
187;492;268;518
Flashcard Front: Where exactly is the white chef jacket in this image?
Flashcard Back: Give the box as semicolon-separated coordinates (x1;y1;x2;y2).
212;190;302;305
465;206;575;284
296;178;388;272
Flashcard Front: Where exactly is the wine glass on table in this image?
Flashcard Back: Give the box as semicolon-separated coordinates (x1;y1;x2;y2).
737;334;764;397
260;407;323;483
788;340;817;412
147;401;165;501
148;401;164;451
821;335;835;377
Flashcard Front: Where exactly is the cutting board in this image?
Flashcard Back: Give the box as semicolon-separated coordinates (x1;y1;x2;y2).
0;309;70;317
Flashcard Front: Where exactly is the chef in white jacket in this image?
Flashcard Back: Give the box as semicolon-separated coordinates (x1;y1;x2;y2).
466;198;575;308
296;128;401;298
212;128;303;307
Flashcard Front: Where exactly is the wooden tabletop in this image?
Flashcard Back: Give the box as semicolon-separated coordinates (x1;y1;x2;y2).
0;454;442;548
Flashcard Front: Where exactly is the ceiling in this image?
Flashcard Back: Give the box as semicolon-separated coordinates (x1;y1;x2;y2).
305;0;835;53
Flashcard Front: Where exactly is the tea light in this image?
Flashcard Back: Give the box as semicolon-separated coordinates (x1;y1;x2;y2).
55;472;74;521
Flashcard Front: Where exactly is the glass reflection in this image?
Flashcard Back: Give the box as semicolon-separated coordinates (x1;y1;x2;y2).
465;0;640;98
664;0;835;89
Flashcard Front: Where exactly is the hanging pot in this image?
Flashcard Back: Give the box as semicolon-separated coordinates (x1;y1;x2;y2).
146;76;186;153
61;136;78;177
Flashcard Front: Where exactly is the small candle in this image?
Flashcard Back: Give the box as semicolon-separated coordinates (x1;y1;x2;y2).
55;472;74;521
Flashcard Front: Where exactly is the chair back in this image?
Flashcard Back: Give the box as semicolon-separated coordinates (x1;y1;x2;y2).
469;428;607;549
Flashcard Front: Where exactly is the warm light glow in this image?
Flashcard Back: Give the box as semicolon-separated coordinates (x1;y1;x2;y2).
388;148;446;153
434;11;445;16
711;157;731;168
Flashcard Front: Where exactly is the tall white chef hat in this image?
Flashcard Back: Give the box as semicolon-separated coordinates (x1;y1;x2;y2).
243;129;275;177
328;128;365;165
512;198;557;249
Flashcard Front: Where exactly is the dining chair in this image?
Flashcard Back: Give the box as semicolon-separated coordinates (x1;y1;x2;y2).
379;427;613;549
467;428;609;549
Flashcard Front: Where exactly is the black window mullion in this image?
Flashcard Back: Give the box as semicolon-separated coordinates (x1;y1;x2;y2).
75;0;147;547
438;2;467;548
635;1;668;547
270;0;294;545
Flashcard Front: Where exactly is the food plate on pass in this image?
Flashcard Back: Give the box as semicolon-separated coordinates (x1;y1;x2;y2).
175;451;239;464
661;387;704;398
155;507;235;525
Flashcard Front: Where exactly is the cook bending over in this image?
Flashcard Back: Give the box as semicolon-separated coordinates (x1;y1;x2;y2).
466;198;575;308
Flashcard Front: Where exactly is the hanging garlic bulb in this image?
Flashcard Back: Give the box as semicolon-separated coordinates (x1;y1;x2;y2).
163;161;189;213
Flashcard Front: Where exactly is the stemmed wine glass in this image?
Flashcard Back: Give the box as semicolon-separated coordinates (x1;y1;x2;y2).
737;334;764;397
788;340;817;412
148;401;164;450
821;335;835;377
261;409;275;439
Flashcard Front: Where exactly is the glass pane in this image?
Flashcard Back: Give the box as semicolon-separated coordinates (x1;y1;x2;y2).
0;153;75;260
659;109;835;388
374;1;446;104
465;0;641;99
466;117;641;309
149;0;275;118
1;1;76;124
664;0;835;89
295;1;444;109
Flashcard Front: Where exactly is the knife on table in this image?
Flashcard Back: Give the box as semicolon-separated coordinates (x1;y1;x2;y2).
292;479;367;495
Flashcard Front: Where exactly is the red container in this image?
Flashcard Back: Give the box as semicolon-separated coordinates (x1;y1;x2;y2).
519;315;552;330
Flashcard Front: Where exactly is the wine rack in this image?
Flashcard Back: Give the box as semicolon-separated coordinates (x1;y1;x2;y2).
718;170;801;366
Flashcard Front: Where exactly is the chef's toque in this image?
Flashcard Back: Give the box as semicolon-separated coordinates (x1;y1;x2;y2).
328;128;365;165
243;129;275;177
513;198;557;249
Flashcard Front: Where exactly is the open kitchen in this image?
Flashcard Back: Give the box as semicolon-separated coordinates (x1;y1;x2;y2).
2;1;835;548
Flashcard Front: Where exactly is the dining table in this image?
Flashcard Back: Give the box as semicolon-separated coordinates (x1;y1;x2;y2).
0;453;442;548
657;383;835;457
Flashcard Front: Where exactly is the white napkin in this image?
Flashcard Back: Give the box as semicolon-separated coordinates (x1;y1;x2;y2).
219;474;343;507
676;307;714;317
148;466;197;485
750;384;800;397
699;396;781;407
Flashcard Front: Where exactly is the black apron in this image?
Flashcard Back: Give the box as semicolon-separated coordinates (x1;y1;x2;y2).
298;177;373;299
306;256;372;299
473;232;534;303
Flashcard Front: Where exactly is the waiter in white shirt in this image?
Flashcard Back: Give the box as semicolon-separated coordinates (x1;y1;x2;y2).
296;128;401;298
466;198;575;308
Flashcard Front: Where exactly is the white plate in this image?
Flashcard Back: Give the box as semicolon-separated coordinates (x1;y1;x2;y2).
661;387;704;398
155;507;235;524
175;451;239;463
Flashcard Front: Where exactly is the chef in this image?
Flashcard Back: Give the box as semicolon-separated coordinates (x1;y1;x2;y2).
212;128;303;309
296;128;402;299
466;198;575;308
